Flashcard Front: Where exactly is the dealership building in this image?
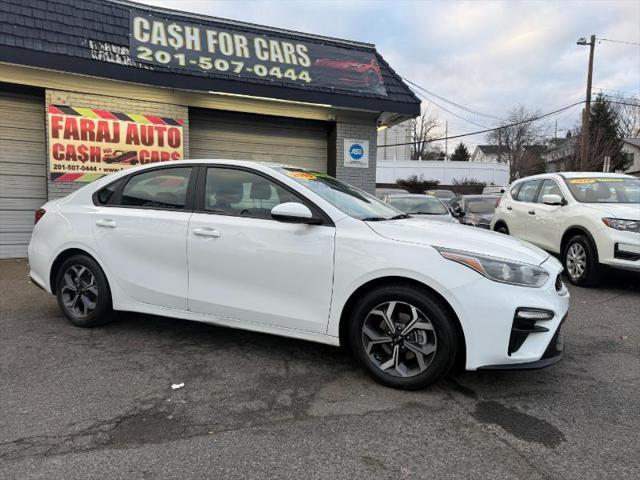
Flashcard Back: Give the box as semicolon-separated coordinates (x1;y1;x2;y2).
0;0;420;258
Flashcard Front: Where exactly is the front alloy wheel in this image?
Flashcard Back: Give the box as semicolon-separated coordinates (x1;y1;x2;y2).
362;301;437;378
350;285;458;390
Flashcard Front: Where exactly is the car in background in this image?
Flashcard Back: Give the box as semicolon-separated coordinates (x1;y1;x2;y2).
376;188;409;200
28;160;568;390
314;58;383;87
384;194;458;223
483;185;508;195
449;195;500;229
424;189;456;206
491;172;640;286
103;150;138;165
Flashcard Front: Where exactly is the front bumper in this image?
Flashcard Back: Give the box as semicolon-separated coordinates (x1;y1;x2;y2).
593;228;640;272
478;315;566;370
449;255;569;371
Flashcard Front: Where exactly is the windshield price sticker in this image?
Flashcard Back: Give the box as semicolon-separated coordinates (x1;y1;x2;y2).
129;11;386;95
569;179;596;184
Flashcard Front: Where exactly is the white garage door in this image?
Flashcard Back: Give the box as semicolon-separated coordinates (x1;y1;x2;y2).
0;87;46;258
190;109;329;172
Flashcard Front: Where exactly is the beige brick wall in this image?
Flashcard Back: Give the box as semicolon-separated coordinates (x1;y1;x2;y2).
45;89;188;199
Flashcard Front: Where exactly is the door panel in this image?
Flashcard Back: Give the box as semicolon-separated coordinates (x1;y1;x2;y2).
529;179;566;252
94;208;192;309
92;167;194;310
187;167;335;333
510;180;542;240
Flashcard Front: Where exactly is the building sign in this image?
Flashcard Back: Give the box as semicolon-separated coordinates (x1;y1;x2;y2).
48;105;184;182
344;139;369;168
129;11;387;96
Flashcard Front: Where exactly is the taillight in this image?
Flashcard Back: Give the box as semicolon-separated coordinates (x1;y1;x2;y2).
34;208;46;225
496;196;502;208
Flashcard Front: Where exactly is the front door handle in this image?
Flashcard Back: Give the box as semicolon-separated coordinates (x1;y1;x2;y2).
96;218;117;228
193;227;221;238
528;210;536;215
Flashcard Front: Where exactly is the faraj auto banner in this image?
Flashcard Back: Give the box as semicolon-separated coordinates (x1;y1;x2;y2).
48;105;184;182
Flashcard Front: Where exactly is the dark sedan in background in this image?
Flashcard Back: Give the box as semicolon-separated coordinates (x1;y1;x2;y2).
448;195;500;229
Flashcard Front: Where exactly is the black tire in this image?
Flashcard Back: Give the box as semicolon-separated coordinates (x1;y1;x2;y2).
55;254;115;327
562;234;600;286
494;222;509;235
348;284;458;390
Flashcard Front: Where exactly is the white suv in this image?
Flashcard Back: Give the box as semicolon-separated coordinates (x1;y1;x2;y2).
491;172;640;286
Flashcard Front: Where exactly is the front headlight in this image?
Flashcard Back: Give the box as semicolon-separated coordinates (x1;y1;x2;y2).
602;218;640;233
436;247;549;287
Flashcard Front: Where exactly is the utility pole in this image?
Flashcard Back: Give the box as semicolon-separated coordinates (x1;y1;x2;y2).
578;35;596;171
444;120;448;161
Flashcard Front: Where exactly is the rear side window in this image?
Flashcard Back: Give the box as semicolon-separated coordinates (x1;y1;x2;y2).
95;179;123;205
120;167;192;209
516;180;541;202
510;183;522;199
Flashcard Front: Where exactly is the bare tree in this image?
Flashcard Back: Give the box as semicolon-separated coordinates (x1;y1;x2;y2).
612;94;640;138
486;106;549;180
410;106;440;160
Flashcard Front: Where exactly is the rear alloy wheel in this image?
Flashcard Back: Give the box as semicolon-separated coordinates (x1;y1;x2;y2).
56;255;115;327
563;235;600;286
349;285;458;390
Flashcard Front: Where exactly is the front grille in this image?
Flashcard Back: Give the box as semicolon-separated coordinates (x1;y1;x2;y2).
555;275;563;292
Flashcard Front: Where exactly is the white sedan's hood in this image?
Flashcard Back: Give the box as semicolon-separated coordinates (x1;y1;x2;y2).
367;217;550;266
582;203;640;220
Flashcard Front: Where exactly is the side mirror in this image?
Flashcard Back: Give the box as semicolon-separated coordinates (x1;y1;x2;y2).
542;194;564;206
450;206;464;217
271;202;322;224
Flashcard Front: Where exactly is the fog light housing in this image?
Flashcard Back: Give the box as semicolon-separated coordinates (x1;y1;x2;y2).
508;308;555;355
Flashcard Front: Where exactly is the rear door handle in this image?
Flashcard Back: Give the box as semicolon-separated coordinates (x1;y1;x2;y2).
528;210;536;215
193;227;221;238
96;218;117;228
506;206;513;211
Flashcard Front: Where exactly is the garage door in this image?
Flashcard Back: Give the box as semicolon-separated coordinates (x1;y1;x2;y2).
190;109;329;172
0;86;46;258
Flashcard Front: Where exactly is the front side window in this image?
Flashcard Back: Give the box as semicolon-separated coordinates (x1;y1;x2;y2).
537;179;563;203
121;167;191;209
516;180;542;203
204;168;303;219
276;167;403;221
563;177;640;203
387;196;448;215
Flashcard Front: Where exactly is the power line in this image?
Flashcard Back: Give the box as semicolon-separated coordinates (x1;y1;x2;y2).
377;101;585;148
410;88;492;129
593;86;640;96
597;37;640;47
402;77;501;120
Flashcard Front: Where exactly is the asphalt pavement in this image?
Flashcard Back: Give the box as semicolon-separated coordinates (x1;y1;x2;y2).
1;258;639;479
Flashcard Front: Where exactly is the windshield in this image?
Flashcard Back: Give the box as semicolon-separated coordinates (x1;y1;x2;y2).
427;190;455;199
278;168;405;220
387;196;448;214
564;177;640;203
466;197;497;214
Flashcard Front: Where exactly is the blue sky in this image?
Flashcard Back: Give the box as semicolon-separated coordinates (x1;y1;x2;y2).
137;0;640;148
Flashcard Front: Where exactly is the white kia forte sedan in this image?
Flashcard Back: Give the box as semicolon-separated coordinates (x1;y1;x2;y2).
28;160;569;389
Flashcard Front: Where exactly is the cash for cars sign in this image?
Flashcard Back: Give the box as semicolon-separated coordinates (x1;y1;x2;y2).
129;10;387;96
48;105;184;182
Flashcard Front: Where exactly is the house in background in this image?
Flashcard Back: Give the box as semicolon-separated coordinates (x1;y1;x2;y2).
377;121;411;161
470;145;510;163
542;137;578;172
623;138;640;177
